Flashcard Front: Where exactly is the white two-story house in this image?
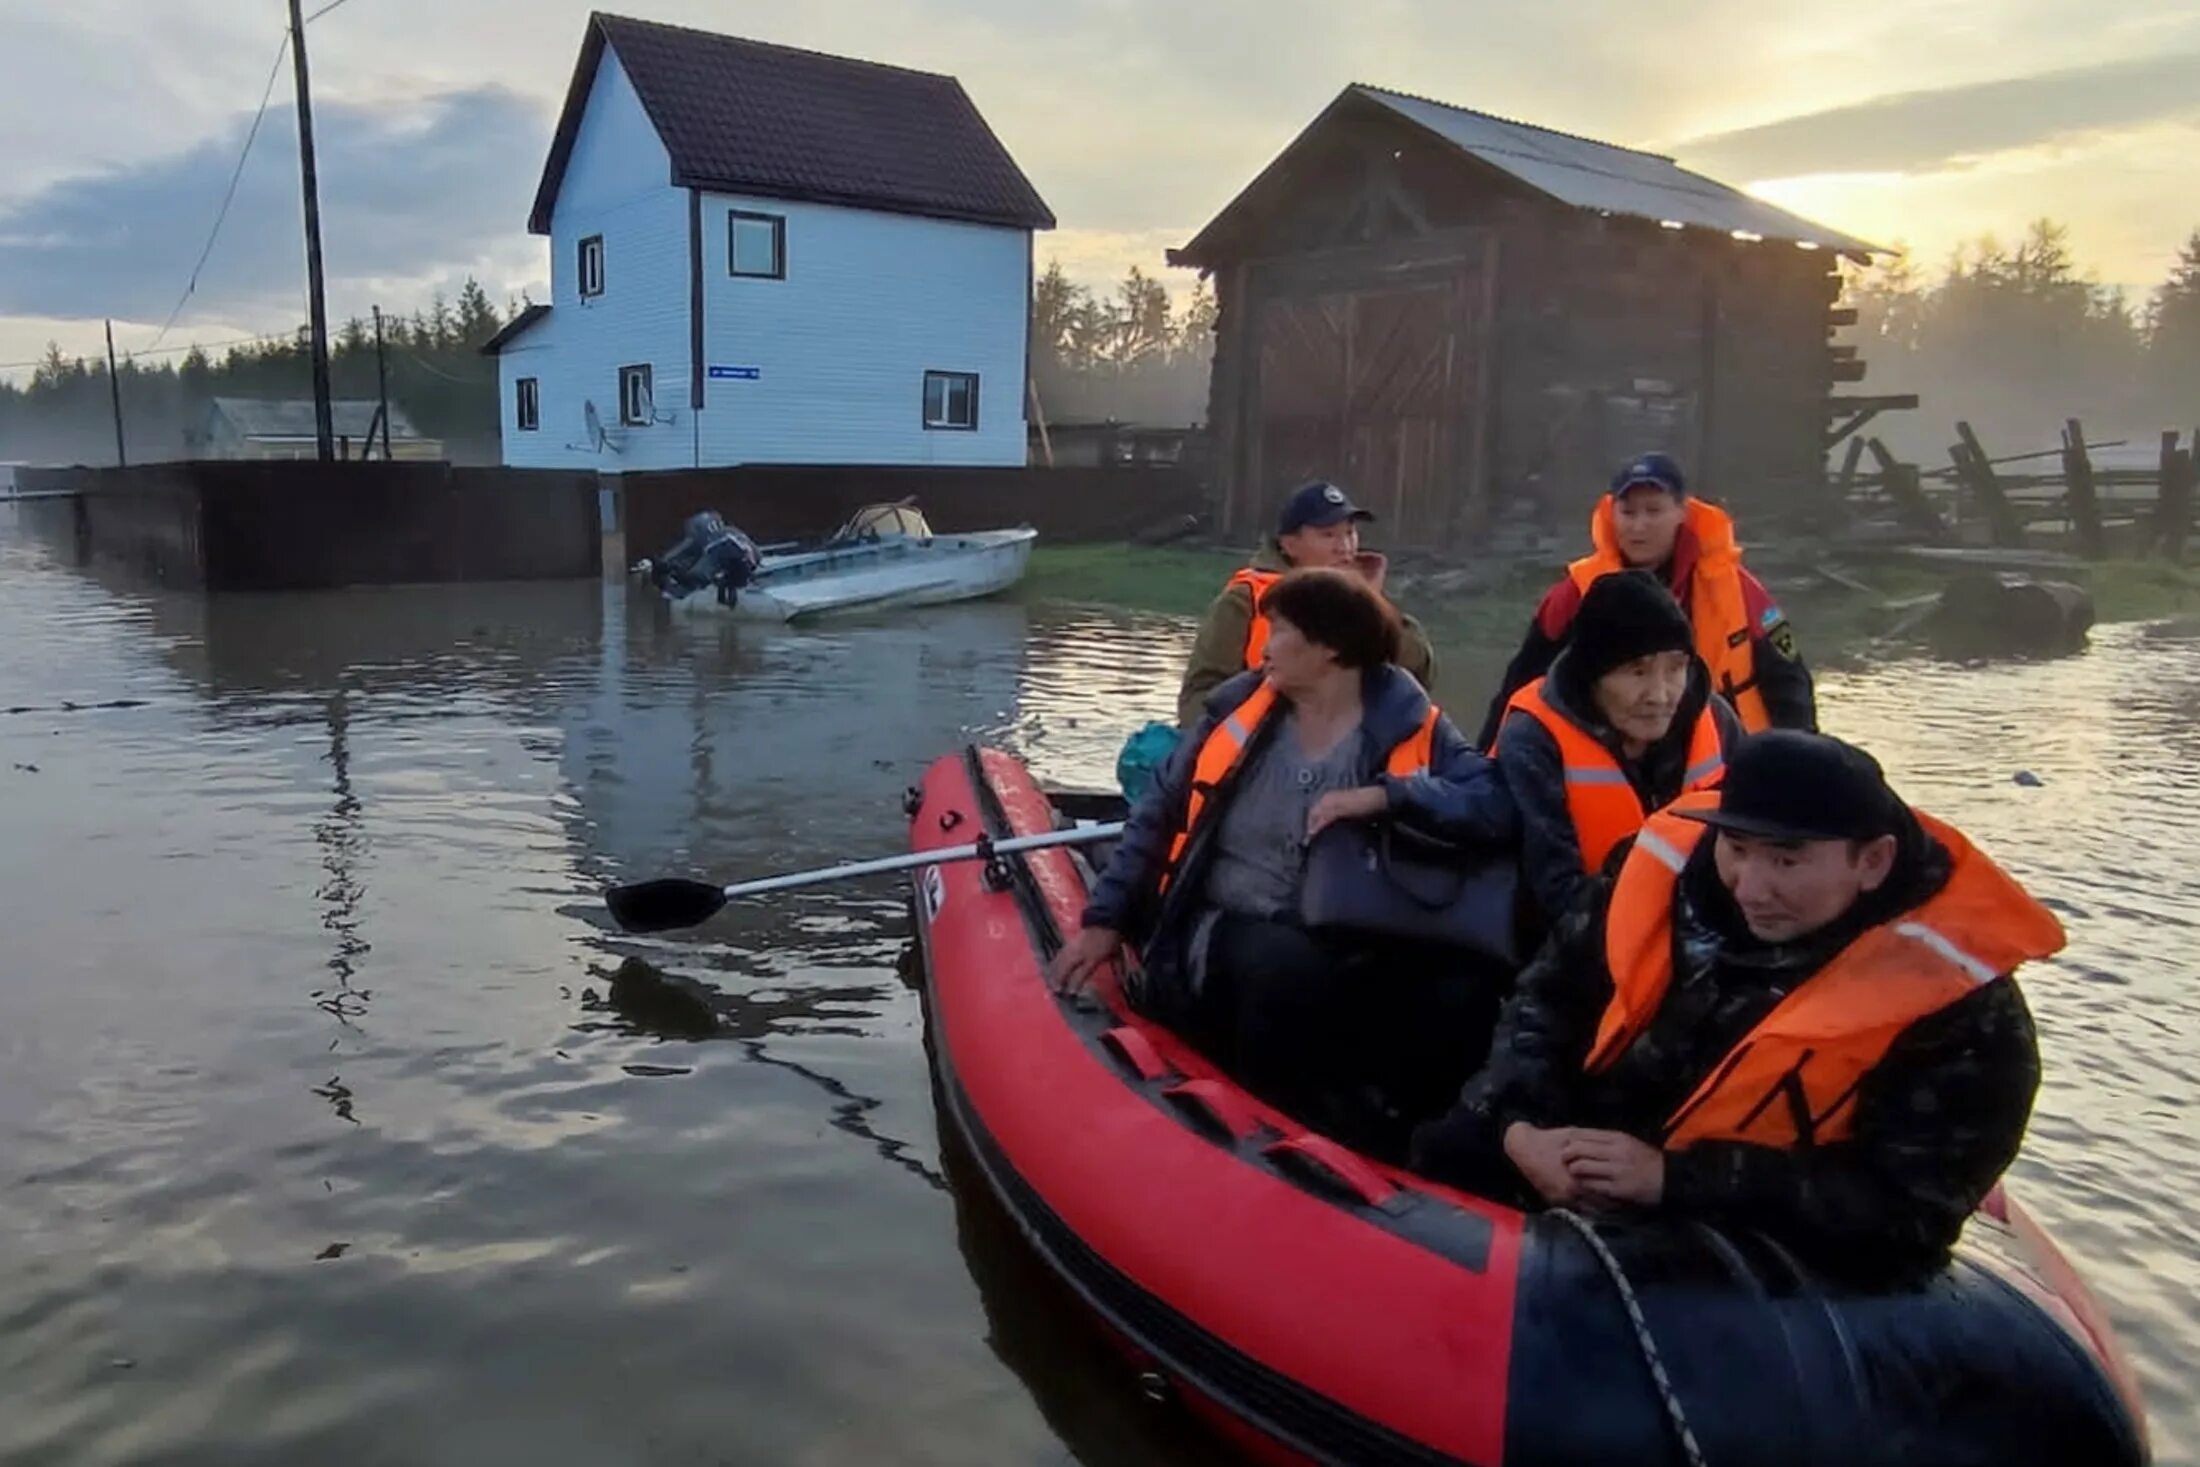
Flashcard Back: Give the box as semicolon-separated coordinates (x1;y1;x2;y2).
485;12;1055;470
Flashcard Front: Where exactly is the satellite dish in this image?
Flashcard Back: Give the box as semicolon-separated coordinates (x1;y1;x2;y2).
582;399;620;455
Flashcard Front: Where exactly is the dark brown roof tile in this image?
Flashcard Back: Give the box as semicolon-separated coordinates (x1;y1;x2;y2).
529;13;1054;234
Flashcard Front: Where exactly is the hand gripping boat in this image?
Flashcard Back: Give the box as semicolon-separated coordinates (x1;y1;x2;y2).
906;746;2150;1467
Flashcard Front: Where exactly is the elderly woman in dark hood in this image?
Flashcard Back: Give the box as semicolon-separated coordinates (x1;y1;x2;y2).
1493;569;1742;927
1052;567;1516;1150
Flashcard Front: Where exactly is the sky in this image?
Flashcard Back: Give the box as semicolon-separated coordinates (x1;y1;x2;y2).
4;0;2200;383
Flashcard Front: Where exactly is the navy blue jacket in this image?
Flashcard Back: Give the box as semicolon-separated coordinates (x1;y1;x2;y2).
1495;649;1742;928
1083;667;1517;984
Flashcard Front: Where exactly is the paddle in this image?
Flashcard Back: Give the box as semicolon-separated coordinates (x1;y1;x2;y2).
604;821;1127;933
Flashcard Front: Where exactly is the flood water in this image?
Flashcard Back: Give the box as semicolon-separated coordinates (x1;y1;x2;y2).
1;511;2195;1466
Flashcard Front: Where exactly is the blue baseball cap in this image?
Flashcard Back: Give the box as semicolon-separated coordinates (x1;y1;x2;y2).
1278;480;1374;535
1611;452;1687;500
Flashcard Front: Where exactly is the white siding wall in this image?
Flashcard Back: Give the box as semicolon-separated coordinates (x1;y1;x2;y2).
695;194;1029;466
498;49;1035;471
500;49;692;470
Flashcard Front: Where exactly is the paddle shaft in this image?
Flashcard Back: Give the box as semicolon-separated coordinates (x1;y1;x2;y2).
720;821;1125;901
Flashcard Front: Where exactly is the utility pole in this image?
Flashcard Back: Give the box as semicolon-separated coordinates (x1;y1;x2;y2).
371;305;391;459
103;319;128;467
288;0;335;462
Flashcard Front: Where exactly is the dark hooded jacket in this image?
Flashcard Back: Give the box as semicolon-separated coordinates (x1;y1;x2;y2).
1494;647;1743;926
1411;807;2042;1279
1085;665;1514;990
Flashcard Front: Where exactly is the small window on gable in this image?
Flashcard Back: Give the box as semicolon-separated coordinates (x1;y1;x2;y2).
516;377;540;432
619;364;654;427
578;235;605;299
923;371;978;431
729;211;785;279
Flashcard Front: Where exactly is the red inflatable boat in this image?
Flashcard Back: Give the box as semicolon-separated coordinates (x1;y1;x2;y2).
907;746;2149;1467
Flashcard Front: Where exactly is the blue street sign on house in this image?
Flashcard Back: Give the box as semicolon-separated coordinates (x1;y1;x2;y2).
708;365;761;381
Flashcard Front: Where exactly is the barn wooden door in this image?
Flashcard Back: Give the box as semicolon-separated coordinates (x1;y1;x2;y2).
1249;250;1490;545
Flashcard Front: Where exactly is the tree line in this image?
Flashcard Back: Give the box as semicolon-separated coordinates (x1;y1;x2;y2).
1844;219;2200;461
0;279;514;466
1;262;1218;466
37;225;2186;475
1029;261;1217;428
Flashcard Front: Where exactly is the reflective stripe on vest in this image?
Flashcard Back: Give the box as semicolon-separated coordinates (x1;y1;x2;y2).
1586;800;2066;1151
1498;677;1726;875
1160;680;1441;890
1226;568;1283;671
1568;498;1772;733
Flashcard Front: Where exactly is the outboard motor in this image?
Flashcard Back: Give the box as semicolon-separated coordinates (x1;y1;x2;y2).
647;511;762;605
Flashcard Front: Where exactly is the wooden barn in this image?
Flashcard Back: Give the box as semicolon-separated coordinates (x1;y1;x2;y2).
1169;85;1888;545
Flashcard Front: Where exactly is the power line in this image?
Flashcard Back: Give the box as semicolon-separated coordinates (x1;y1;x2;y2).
0;329;299;374
149;30;293;350
9;1;377;384
396;349;493;384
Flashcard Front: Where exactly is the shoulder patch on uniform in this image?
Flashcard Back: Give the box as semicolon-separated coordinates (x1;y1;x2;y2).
1760;604;1784;630
1768;622;1799;659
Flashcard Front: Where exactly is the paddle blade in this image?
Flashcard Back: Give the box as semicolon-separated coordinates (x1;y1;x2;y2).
605;878;729;934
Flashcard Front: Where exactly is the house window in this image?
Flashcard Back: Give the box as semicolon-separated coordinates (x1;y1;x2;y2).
729;211;785;279
578;235;605;298
619;364;654;427
923;371;979;431
515;377;540;432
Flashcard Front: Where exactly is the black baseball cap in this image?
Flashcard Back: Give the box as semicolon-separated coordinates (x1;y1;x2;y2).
1278;480;1374;535
1677;730;1904;843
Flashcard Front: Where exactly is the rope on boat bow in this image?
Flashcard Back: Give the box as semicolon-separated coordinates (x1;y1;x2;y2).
1549;1208;1709;1467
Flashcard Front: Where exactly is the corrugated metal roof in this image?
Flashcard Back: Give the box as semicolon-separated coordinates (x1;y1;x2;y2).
1354;86;1879;254
211;398;426;442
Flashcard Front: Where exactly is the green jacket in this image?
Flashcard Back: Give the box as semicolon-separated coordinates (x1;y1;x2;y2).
1175;538;1439;728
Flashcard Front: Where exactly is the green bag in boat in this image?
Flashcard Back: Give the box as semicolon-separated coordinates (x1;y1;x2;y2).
1115;722;1180;804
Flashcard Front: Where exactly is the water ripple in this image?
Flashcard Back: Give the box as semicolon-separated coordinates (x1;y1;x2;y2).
1;515;2193;1464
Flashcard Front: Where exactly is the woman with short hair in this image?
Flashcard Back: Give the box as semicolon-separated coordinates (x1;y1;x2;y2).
1052;567;1516;1148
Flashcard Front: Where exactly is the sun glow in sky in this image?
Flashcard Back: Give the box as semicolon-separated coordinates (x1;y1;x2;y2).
3;0;2198;378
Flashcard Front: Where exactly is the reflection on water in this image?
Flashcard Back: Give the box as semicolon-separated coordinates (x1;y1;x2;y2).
0;507;2194;1465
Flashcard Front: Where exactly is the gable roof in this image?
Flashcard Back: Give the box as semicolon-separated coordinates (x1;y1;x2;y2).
1175;84;1879;266
210;397;426;442
479;303;551;356
528;13;1055;235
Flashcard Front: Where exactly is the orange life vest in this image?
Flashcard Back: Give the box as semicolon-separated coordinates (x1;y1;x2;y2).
1160;678;1440;887
1569;498;1771;733
1498;677;1726;875
1226;567;1284;669
1588;794;2065;1150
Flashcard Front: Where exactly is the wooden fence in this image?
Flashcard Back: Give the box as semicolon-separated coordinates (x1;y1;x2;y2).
1833;418;2195;562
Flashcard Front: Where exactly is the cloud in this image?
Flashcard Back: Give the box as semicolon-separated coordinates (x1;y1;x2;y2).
7;0;2200;355
0;85;550;329
1676;50;2200;179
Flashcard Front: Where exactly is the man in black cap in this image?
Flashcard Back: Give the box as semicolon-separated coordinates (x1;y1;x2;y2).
1412;730;2059;1276
1176;480;1437;728
1474;452;1814;747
